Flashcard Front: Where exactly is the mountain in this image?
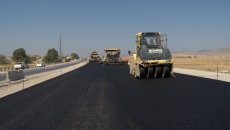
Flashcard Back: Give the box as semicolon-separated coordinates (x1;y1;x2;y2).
173;47;230;57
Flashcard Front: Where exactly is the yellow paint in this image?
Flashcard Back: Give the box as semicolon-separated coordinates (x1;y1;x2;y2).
141;59;172;64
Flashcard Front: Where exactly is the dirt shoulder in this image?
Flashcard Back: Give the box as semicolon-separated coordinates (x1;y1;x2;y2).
173;54;230;73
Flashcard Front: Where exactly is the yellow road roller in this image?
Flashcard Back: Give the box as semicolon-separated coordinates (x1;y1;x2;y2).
129;32;173;78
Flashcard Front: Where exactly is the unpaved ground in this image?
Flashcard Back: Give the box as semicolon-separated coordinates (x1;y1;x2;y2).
173;54;230;72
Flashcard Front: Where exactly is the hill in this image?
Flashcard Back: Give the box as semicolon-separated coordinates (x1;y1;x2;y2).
173;47;230;57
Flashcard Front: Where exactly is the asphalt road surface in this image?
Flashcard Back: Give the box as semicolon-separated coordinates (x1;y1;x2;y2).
0;63;230;130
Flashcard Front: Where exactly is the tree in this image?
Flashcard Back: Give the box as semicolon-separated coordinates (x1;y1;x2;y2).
70;53;79;60
0;54;8;65
12;48;27;63
28;55;40;63
43;48;59;63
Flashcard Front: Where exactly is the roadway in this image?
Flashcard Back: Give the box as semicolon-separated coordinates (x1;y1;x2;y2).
0;63;230;129
0;59;84;81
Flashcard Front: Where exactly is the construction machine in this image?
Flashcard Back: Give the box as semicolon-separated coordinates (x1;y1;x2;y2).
90;51;100;62
129;32;173;78
101;48;125;64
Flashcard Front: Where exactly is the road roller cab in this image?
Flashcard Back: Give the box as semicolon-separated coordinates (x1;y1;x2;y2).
129;32;173;78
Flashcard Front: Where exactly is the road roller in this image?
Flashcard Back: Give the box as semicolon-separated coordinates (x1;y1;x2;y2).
128;32;173;78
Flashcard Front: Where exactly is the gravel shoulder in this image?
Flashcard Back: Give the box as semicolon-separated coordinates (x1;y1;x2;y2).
174;68;230;82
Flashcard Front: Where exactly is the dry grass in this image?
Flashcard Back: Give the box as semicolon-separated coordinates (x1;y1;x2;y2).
173;54;230;72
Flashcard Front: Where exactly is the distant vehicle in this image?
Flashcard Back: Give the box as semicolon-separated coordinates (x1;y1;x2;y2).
90;51;100;62
36;63;45;67
14;62;29;70
101;48;125;64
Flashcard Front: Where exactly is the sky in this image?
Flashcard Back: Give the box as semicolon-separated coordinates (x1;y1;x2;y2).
0;0;230;57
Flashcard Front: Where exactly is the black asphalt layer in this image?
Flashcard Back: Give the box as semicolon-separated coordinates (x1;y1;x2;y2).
0;63;230;130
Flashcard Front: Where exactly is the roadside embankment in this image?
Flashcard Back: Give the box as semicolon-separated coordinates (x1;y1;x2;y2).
0;60;89;98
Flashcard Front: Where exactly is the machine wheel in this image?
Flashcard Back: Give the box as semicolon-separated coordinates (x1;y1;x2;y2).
146;67;153;79
161;66;166;78
154;67;161;78
163;66;170;78
139;67;146;78
153;67;157;78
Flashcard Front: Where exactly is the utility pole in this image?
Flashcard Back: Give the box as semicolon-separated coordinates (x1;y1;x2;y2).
59;33;62;62
217;64;219;80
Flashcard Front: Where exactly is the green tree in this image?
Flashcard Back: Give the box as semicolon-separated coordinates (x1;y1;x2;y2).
12;48;27;63
0;54;8;65
43;48;59;63
70;53;79;60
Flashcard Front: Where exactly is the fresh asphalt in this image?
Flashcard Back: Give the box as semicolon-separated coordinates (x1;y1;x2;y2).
0;63;230;129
